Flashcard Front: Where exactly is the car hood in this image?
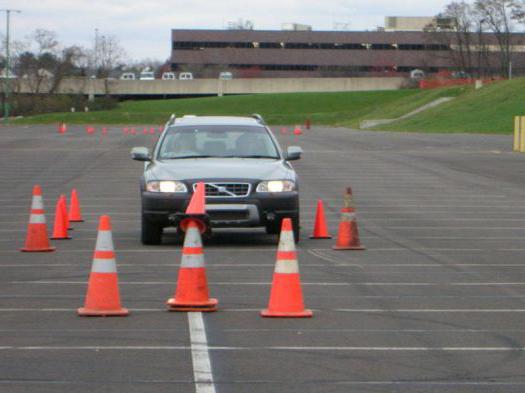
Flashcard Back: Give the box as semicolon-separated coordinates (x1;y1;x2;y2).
146;158;295;181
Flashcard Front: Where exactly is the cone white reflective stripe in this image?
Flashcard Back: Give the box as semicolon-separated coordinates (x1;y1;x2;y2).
340;212;356;222
180;253;205;268
32;195;44;210
180;225;205;268
275;259;299;274
183;226;202;248
95;230;114;252
277;229;295;252
29;214;46;224
92;258;117;273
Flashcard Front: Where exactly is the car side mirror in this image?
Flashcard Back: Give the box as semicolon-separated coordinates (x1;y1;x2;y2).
131;147;151;161
286;146;302;161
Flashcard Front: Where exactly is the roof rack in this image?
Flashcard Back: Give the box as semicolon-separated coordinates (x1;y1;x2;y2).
251;113;266;125
166;113;177;126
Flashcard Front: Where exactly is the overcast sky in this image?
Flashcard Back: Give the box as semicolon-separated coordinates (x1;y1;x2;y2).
4;0;452;61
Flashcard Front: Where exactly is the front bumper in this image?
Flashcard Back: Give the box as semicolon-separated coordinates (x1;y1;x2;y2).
142;191;299;228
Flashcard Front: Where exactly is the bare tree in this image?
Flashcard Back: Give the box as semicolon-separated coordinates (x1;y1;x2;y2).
92;34;126;94
474;0;523;76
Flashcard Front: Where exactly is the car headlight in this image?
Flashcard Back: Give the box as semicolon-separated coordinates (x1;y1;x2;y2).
146;181;187;193
256;180;295;193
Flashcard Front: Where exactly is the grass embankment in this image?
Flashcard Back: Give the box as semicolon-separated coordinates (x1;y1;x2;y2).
380;78;525;134
13;89;458;127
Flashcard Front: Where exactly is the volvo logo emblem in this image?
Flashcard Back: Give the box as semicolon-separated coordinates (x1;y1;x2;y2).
217;186;227;193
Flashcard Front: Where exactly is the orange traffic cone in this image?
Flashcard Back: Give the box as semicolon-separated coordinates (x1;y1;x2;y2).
179;182;208;233
59;195;73;231
293;126;302;135
21;185;55;252
58;122;67;134
261;218;312;318
51;196;71;240
101;127;108;135
166;220;218;312
130;127;136;135
69;189;84;222
333;187;365;250
305;118;311;130
78;215;129;316
310;199;332;239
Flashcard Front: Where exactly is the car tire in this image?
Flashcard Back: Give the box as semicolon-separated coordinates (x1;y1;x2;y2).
267;215;300;243
141;215;163;245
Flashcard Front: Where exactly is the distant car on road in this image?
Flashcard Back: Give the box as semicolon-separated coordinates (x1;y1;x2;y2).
139;71;155;80
162;72;176;80
131;114;302;244
178;72;193;80
219;71;233;80
120;72;136;80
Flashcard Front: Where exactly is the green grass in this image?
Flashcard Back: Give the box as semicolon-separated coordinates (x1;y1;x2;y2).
379;78;525;134
13;89;434;126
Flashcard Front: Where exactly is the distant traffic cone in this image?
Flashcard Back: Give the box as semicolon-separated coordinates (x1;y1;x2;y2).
305;118;311;130
166;220;218;312
310;199;332;239
143;127;148;135
51;197;71;240
78;215;129;316
21;185;55;252
101;127;108;135
149;127;155;135
333;187;365;250
293;126;302;135
68;188;84;222
280;127;288;135
58;122;67;134
261;218;312;318
123;127;129;135
130;127;136;135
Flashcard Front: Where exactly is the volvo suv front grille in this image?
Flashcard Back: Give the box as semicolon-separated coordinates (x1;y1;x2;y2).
193;182;251;198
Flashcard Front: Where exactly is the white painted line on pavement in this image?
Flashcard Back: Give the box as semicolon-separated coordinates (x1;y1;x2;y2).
188;313;216;393
0;345;522;352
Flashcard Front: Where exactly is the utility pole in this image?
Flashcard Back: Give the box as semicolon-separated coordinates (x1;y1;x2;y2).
1;9;21;125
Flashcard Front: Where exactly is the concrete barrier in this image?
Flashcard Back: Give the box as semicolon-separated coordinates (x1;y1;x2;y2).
15;77;407;96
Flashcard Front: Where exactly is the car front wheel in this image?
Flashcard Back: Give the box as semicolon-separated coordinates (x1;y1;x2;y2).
141;215;163;245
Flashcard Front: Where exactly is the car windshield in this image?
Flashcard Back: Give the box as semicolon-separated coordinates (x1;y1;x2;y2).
157;125;280;159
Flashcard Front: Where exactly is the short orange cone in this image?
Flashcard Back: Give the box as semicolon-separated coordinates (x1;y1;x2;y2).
58;122;67;134
261;218;312;318
21;185;55;252
333;187;365;250
51;197;71;240
293;126;302;135
166;220;218;312
305;118;311;130
68;189;84;222
310;199;332;239
78;215;128;316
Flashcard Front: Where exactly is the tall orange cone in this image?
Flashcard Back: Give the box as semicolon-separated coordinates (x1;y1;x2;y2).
59;194;73;230
51;197;71;240
179;182;208;233
78;215;129;316
166;220;218;312
261;218;312;318
68;188;84;222
293;125;302;135
21;185;55;252
333;187;365;250
310;199;332;239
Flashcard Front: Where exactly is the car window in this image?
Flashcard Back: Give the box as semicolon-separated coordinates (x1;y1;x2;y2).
158;125;279;159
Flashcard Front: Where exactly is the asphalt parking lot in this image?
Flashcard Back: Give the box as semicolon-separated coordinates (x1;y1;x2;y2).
2;123;525;392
